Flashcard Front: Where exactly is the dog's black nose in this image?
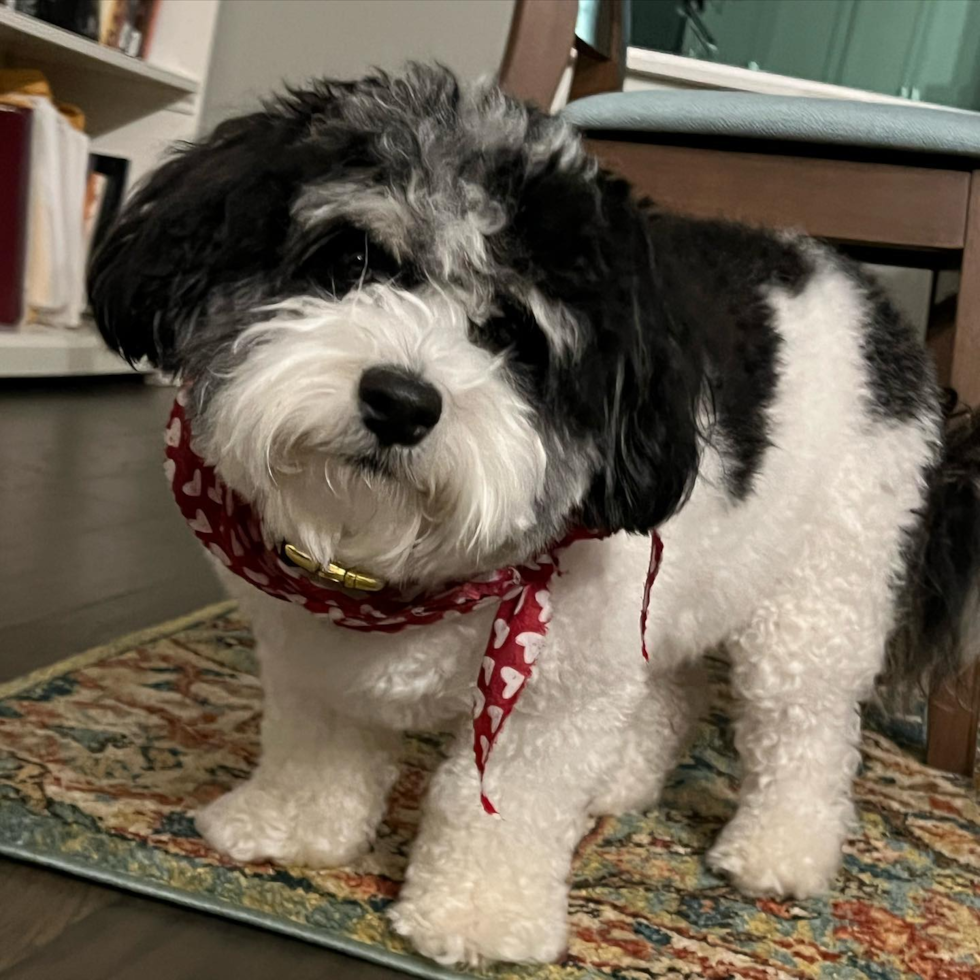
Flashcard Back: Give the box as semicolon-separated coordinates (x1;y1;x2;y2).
358;366;442;446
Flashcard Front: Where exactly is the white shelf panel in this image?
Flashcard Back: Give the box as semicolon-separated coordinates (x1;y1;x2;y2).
0;7;199;93
0;323;145;377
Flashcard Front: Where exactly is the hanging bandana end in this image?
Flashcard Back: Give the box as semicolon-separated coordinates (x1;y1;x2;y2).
639;532;664;662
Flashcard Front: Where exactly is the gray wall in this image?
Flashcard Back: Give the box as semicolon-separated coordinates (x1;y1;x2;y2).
200;0;517;133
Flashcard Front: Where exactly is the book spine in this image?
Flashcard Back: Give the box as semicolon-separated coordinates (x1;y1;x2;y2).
104;0;127;49
0;107;34;328
138;0;161;59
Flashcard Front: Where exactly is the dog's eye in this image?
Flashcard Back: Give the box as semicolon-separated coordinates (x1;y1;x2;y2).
296;227;397;294
472;301;551;388
475;301;539;354
474;313;518;354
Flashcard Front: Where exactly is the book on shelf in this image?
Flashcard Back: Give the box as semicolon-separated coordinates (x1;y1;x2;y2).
0;105;33;328
13;0;99;41
99;0;125;47
100;0;162;57
0;72;130;330
13;0;162;58
21;93;91;328
125;0;158;57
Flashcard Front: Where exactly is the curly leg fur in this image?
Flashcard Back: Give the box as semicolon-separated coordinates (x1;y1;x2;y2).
707;583;890;898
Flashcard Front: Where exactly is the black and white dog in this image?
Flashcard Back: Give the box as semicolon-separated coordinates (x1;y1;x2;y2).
90;66;980;965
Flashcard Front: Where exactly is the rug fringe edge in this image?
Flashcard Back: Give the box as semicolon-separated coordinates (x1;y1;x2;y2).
0;600;239;700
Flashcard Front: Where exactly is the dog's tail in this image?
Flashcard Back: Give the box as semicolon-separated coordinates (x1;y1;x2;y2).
886;404;980;693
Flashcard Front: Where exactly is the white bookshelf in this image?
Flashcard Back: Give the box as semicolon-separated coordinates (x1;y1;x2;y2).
0;322;141;376
0;7;199;93
0;0;220;378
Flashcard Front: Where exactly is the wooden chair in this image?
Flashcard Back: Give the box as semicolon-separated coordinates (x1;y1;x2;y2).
500;0;980;779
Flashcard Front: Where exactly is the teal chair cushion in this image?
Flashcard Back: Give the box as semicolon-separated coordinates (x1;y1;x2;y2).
562;91;980;160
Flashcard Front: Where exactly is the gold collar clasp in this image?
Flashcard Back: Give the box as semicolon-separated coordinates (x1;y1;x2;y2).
282;543;385;592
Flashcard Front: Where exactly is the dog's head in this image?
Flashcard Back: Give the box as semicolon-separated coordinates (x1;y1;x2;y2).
90;66;700;586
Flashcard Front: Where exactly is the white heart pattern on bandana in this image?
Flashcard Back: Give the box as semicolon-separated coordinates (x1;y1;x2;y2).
515;631;545;665
182;469;202;497
187;510;212;534
163;396;664;817
535;589;553;623
499;666;524;699
164;417;181;447
487;704;504;733
207;543;231;566
492;618;510;649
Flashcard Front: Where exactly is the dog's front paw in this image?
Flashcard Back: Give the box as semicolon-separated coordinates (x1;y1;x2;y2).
389;880;568;966
706;807;848;899
196;778;374;868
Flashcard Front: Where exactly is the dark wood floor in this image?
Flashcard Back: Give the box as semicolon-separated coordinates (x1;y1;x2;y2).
0;377;400;979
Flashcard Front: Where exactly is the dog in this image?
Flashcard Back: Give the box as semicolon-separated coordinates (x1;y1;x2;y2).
89;65;980;966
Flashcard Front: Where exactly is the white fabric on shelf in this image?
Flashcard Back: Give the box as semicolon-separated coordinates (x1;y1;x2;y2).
23;96;91;329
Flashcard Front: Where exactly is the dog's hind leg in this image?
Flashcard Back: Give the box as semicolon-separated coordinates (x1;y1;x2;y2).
706;585;889;899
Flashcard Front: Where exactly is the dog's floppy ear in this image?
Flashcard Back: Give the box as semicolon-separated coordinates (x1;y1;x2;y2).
514;160;702;533
581;324;702;534
88;110;312;370
582;177;701;533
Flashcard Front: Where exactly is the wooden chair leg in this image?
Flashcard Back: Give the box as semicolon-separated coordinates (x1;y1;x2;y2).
938;170;980;405
925;169;980;778
927;664;980;777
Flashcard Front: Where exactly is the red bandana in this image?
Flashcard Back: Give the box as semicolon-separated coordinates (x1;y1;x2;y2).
164;398;663;814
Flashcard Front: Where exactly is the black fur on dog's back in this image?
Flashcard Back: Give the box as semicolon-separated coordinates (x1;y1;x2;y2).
888;407;980;692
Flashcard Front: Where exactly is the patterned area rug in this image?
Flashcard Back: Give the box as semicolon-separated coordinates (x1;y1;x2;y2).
1;604;978;980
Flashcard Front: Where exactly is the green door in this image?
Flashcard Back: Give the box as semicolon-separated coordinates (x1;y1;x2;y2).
631;0;980;111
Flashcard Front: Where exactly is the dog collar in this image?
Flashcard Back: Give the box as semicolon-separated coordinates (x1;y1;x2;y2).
281;543;385;592
164;396;663;813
